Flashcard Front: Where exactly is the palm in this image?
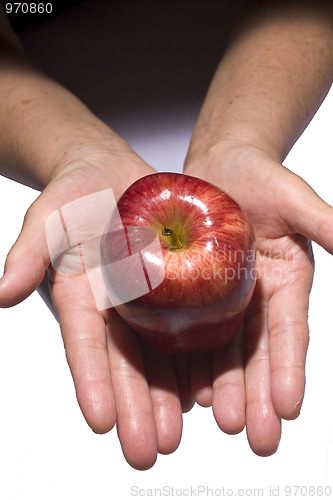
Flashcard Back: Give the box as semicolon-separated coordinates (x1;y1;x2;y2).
38;157;188;470
185;146;318;455
0;151;190;470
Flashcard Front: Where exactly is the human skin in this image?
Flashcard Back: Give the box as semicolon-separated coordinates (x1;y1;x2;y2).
0;0;332;467
184;0;333;454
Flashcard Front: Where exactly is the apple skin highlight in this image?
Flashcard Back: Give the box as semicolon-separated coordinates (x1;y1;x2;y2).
101;172;256;354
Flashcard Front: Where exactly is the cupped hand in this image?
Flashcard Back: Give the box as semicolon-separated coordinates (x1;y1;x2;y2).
0;145;194;470
184;143;333;456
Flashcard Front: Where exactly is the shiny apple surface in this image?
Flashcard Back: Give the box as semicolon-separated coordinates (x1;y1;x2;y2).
101;172;256;353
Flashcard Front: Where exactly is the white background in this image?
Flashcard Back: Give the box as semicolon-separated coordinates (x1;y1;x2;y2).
0;1;333;499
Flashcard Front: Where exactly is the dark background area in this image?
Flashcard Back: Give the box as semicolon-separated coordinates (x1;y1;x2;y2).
14;0;243;124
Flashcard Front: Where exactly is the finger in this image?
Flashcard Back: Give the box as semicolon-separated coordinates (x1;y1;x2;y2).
191;351;213;407
57;297;117;434
278;168;333;254
106;310;158;471
245;304;281;457
268;265;311;420
212;327;246;435
173;353;195;413
141;342;183;455
0;195;50;306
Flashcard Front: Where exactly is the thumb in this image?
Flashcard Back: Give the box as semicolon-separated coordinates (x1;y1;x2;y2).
0;195;51;307
278;168;333;254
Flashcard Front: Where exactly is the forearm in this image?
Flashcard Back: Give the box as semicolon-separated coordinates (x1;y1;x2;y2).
0;55;126;188
186;0;333;165
0;9;128;190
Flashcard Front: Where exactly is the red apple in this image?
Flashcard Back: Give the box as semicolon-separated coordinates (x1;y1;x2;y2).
100;172;256;354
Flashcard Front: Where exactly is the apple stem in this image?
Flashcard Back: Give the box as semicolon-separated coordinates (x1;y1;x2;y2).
162;227;183;250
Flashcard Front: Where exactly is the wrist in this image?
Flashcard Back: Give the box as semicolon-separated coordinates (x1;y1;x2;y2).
47;139;155;202
184;134;281;177
46;127;133;184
